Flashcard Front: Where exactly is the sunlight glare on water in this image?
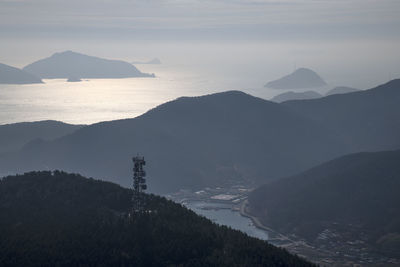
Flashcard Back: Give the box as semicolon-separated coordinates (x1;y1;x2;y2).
0;63;278;125
1;40;399;125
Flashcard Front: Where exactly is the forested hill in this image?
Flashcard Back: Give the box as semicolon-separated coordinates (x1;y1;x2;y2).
0;171;312;267
248;149;400;258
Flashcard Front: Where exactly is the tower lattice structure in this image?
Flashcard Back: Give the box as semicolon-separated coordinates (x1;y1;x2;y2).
132;156;147;213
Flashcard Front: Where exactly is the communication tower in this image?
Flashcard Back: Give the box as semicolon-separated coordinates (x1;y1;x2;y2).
132;155;147;213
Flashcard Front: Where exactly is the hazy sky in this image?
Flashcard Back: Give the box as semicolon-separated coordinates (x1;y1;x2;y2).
1;0;399;40
1;0;399;88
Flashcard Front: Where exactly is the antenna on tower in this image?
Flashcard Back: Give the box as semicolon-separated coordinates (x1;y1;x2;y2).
131;155;147;213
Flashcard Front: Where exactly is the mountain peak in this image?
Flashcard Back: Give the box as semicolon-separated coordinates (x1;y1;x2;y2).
295;67;315;73
265;68;327;89
57;50;75;55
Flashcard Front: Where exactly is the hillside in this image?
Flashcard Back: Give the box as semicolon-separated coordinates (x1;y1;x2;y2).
0;120;83;154
1;80;399;194
23;51;155;79
0;63;42;84
271;91;322;103
0;91;345;193
283;79;400;152
248;149;400;259
265;68;327;89
0;171;312;267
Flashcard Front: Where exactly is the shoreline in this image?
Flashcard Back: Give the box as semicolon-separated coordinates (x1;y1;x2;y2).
239;200;294;242
239;200;275;233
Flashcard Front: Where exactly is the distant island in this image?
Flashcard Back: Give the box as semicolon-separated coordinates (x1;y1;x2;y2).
325;86;360;96
265;68;327;89
0;63;43;84
67;76;82;82
23;51;155;79
132;58;161;64
270;91;322;103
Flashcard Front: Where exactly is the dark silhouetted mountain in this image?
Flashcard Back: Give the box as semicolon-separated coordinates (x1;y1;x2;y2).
0;63;43;84
270;91;322;103
23;51;155;79
283;79;400;152
0;120;83;154
248;149;400;258
0;171;312;267
1;80;399;194
0;91;345;193
132;58;162;64
325;86;360;96
265;68;327;89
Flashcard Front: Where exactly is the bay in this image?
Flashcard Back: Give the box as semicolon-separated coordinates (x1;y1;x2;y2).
185;201;269;241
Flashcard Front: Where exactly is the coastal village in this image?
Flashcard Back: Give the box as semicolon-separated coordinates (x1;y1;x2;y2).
166;185;400;267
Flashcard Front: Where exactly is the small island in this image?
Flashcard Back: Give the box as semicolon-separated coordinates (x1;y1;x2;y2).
67;76;82;82
265;68;327;89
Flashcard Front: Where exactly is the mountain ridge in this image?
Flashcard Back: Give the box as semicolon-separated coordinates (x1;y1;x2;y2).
0;90;344;193
1;79;399;193
283;79;400;152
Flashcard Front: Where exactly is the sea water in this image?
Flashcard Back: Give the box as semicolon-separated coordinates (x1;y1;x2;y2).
185;201;269;241
0;63;279;125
